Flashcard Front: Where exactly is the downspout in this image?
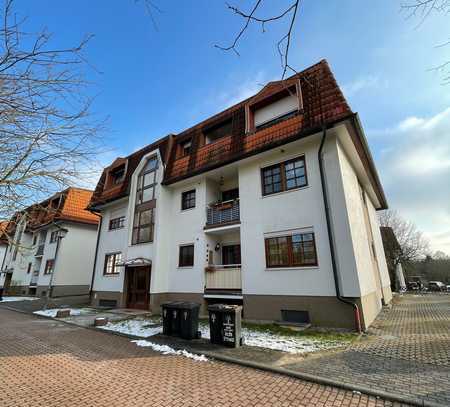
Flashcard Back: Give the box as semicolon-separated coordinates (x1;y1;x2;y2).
318;126;362;333
89;212;103;302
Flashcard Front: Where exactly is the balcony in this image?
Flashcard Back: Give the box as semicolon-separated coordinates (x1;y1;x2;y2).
205;199;240;230
204;265;242;293
35;244;45;257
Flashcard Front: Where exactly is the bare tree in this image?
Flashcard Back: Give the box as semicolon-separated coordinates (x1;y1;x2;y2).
0;0;104;227
379;210;430;265
401;1;450;84
215;1;300;78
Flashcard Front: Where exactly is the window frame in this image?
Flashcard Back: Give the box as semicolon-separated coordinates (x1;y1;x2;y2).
261;155;308;196
132;156;158;245
103;252;122;275
264;232;318;268
50;231;58;244
109;216;125;231
44;259;55;275
181;189;196;211
178;244;195;268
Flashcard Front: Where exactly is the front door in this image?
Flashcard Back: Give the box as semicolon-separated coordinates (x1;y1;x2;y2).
126;266;150;309
3;273;12;293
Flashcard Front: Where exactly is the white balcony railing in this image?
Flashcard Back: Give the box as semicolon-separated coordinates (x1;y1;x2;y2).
205;265;242;290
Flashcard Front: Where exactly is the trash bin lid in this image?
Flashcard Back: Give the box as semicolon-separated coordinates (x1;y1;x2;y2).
208;303;226;311
181;302;201;310
161;301;186;308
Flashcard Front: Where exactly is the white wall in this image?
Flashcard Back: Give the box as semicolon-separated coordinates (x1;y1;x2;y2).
92;202;129;293
53;222;98;287
334;141;379;298
239;136;339;297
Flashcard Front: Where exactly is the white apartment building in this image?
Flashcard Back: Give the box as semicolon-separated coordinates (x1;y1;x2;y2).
0;188;99;297
88;60;392;330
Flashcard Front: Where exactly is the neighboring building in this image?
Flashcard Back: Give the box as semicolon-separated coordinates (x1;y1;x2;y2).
88;60;392;330
0;221;9;281
0;188;99;297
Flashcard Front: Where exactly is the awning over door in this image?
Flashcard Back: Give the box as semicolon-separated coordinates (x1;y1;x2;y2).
116;257;152;268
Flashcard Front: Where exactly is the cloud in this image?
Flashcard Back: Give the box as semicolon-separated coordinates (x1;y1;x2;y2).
373;107;450;254
342;75;388;97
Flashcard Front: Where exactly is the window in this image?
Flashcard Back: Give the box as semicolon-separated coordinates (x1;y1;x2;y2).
179;139;192;157
204;119;232;144
181;190;196;210
261;156;307;196
132;156;158;245
265;232;317;268
50;231;58;243
103;253;122;275
221;188;239;202
110;165;125;185
179;244;194;267
222;244;241;266
132;208;154;244
135;157;158;205
44;259;55;274
109;216;125;230
253;92;299;129
27;263;32;274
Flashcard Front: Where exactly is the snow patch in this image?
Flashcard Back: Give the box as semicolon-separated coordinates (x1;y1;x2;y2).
131;340;208;362
199;324;344;354
99;318;162;338
33;308;92;318
0;296;38;302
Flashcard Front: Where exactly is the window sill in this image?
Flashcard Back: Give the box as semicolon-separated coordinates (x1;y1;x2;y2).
177;266;194;269
261;185;309;199
265;266;318;271
103;273;120;277
131;241;154;246
180;207;196;213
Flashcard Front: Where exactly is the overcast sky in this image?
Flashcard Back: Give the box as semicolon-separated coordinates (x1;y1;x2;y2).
22;0;450;254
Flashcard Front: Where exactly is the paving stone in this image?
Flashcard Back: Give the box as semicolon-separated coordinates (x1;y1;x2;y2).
0;308;409;407
282;294;450;406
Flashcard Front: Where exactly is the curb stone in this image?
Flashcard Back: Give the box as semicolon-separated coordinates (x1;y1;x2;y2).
1;305;444;407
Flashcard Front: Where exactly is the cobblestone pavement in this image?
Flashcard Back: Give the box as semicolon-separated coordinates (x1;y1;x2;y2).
0;309;407;407
283;294;450;406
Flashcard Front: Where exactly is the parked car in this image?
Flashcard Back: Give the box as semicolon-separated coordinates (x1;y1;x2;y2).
446;285;450;292
407;281;420;291
428;281;446;292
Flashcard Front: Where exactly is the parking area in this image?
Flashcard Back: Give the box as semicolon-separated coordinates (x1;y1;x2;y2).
0;308;407;407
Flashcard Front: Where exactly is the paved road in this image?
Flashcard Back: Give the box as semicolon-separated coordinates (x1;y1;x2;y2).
0;308;406;407
283;294;450;406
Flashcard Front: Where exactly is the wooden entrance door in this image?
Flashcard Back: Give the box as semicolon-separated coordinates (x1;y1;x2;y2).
3;273;12;293
126;266;150;309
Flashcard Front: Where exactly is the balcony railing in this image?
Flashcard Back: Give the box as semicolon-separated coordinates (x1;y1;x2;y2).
206;199;240;228
35;244;45;257
205;265;242;290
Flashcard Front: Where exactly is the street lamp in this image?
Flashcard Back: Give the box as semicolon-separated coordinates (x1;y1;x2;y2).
43;227;68;310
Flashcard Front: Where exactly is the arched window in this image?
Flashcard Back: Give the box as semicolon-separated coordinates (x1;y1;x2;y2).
132;156;158;244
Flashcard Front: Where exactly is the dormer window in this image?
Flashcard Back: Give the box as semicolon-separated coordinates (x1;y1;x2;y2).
246;83;301;133
110;165;125;185
178;139;192;158
204;118;232;144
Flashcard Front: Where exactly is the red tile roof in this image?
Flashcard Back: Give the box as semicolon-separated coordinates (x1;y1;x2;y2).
16;188;99;231
88;59;387;210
